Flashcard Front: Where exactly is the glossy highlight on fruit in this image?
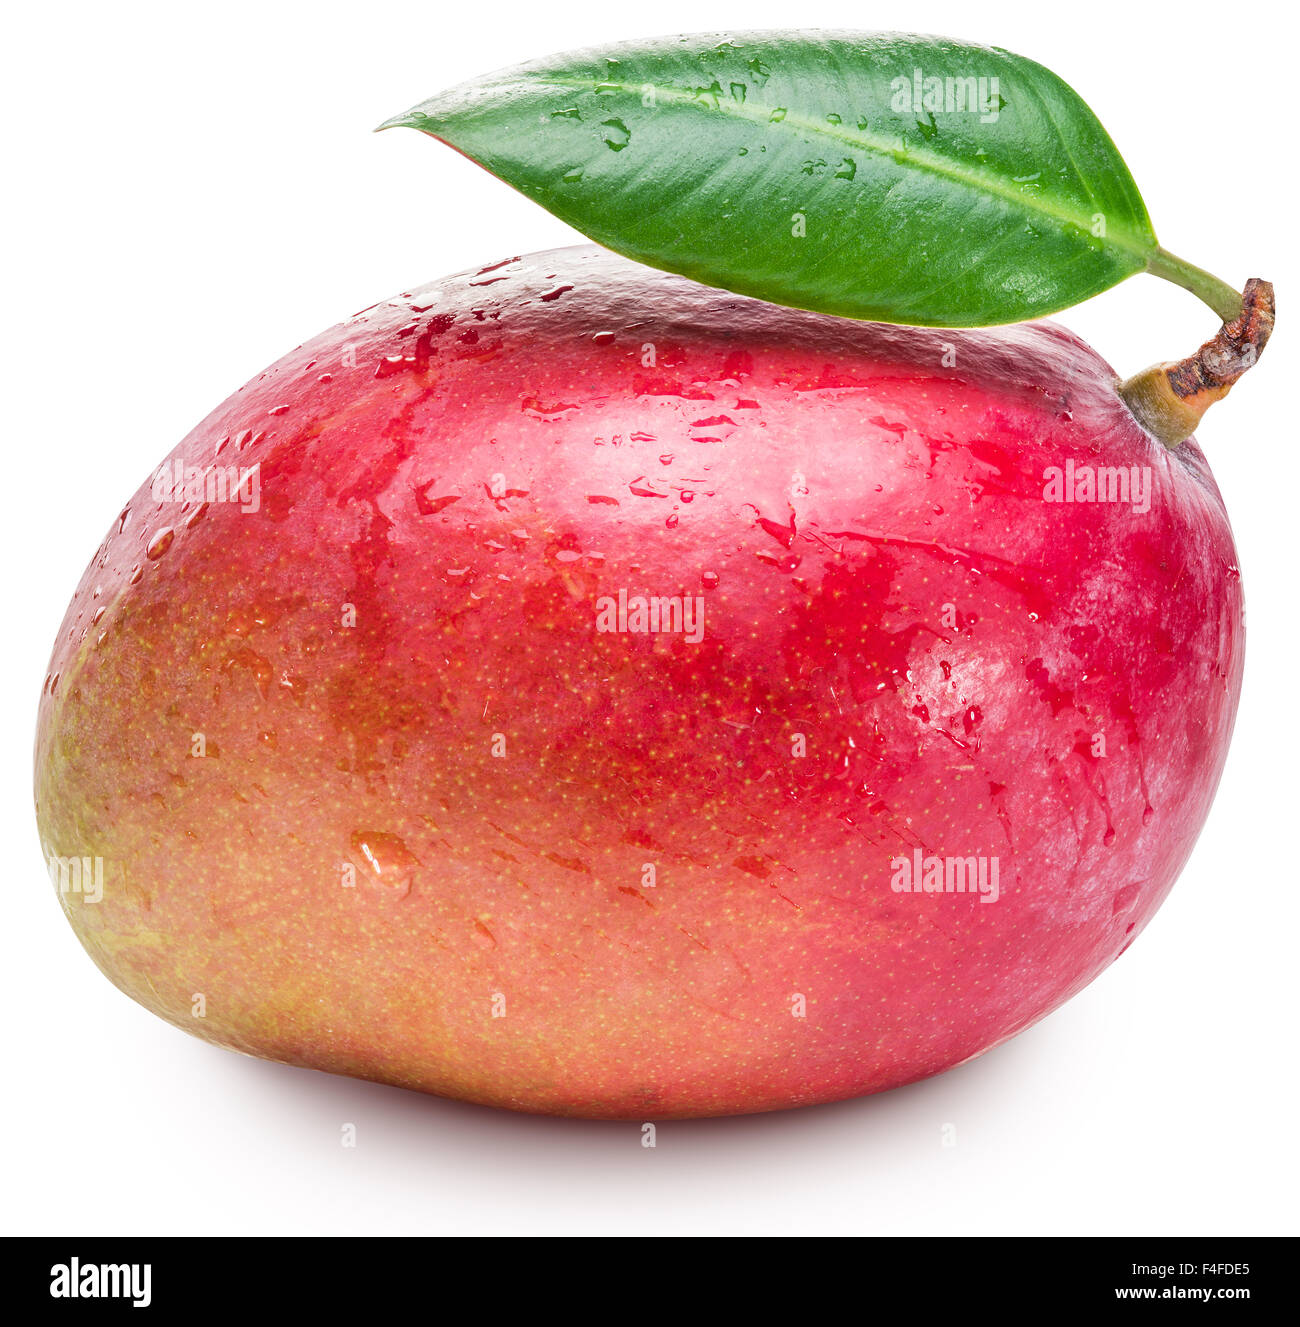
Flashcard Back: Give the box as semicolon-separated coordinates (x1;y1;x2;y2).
34;245;1243;1118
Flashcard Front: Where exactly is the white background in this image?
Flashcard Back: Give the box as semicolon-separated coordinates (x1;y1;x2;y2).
3;0;1296;1236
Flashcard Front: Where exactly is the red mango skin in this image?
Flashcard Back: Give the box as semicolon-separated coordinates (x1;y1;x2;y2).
34;245;1243;1119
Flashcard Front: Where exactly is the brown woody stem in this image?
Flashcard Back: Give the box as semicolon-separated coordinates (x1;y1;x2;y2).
1117;278;1275;448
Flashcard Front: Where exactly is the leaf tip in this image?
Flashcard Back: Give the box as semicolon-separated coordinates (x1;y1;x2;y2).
374;108;429;134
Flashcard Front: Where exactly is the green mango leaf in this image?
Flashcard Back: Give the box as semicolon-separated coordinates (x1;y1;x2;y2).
381;31;1162;327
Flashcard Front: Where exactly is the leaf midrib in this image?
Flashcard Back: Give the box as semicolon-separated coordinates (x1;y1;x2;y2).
520;74;1153;263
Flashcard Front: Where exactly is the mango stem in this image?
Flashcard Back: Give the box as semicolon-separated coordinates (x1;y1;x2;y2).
1117;278;1275;448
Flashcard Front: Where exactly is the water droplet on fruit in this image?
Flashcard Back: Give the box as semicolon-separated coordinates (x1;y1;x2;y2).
146;528;175;560
223;647;273;699
769;107;787;123
1142;804;1154;826
414;486;460;516
351;831;419;898
702;571;720;589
